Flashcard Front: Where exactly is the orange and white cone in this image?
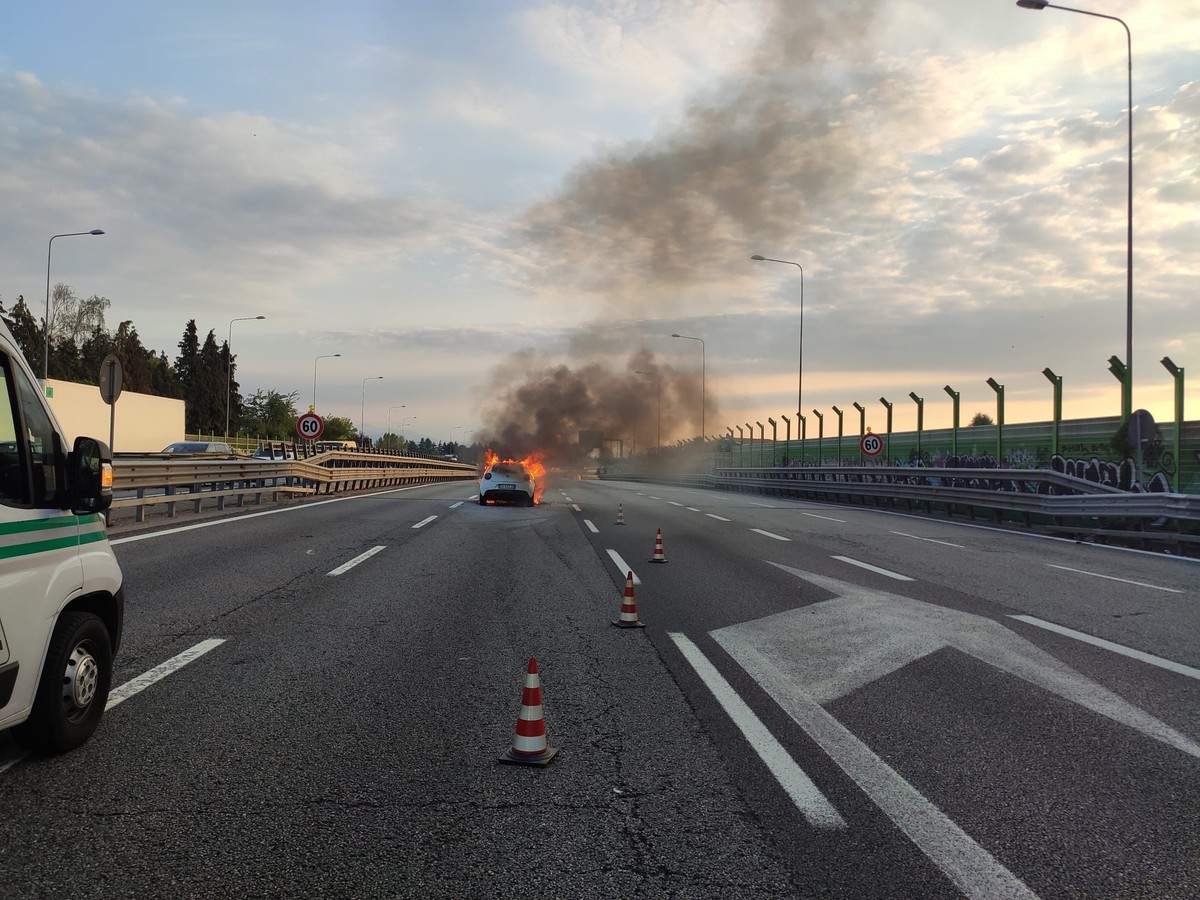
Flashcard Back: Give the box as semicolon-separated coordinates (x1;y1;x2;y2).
612;572;646;628
615;503;625;525
648;528;667;563
499;657;558;766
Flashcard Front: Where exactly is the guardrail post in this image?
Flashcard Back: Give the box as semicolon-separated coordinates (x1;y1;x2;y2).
811;409;824;466
987;378;1005;463
1042;368;1063;457
831;406;844;466
943;385;960;457
879;397;893;463
852;402;865;464
1162;357;1184;492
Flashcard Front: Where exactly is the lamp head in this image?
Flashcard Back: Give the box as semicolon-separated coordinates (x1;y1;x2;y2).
909;392;921;404
1016;0;1049;9
1161;357;1182;377
987;377;1002;392
750;254;765;260
89;229;105;235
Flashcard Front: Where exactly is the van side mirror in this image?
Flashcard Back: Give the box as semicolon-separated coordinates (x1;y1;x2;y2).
68;437;114;514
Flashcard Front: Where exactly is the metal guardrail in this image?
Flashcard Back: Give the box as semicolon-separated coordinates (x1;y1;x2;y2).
608;465;1200;554
111;450;476;523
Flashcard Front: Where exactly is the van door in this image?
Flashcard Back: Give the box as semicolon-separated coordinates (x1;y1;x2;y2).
0;351;81;724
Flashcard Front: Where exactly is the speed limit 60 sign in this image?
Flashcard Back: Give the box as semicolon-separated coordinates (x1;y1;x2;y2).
297;411;324;440
860;431;884;457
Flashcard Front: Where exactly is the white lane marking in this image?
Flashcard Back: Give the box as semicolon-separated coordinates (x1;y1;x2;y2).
832;556;913;581
686;507;701;512
1044;564;1185;594
110;483;442;546
606;549;641;585
107;639;227;710
749;501;775;508
751;528;791;542
706;513;732;522
584;519;600;534
649;496;662;500
1009;615;1200;681
572;504;581;512
449;501;464;509
668;632;845;830
465;493;478;500
412;515;438;529
327;545;386;575
891;531;964;549
803;512;845;523
1;639;230;776
714;621;1038;899
669;501;684;507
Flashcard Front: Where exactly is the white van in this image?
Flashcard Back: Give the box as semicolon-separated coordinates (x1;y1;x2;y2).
0;318;123;753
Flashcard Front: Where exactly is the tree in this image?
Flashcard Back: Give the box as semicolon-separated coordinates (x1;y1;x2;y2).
242;390;300;441
49;283;109;346
322;416;356;442
970;412;994;426
0;295;44;372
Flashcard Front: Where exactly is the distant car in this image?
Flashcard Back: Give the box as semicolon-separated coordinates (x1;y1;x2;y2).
479;460;536;506
161;441;234;455
251;446;296;460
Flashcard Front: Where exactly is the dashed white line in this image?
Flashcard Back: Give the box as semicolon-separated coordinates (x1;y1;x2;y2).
606;549;641;585
668;632;845;830
751;528;791;542
449;501;464;509
749;501;775;508
1009;615;1200;681
669;501;684;507
686;507;701;512
706;514;732;522
572;504;581;512
412;515;438;529
107;639;227;710
584;519;599;534
891;531;964;549
649;496;662;500
803;512;845;523
327;545;386;575
1044;564;1184;594
832;556;913;581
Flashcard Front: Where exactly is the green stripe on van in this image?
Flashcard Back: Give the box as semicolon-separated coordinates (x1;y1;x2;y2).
0;534;81;560
0;516;81;537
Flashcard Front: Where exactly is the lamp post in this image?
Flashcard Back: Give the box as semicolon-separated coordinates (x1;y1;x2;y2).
361;376;383;444
45;229;105;382
670;334;705;438
225;315;265;442
751;255;805;419
387;405;406;448
400;416;417;451
1017;0;1133;421
636;370;661;450
313;353;342;410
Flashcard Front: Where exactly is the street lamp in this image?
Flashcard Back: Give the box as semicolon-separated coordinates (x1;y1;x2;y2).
670;334;705;438
751;255;805;419
387;405;406;449
400;416;417;450
361;376;383;444
45;229;105;381
1017;0;1133;420
635;370;661;450
313;353;342;410
225;315;265;442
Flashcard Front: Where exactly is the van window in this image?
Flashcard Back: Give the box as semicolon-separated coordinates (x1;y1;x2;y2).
0;356;62;507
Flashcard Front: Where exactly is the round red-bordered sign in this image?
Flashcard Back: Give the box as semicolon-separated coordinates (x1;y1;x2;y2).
860;431;883;457
297;411;324;440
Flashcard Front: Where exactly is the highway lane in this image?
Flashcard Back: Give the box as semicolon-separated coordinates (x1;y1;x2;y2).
562;476;1200;898
0;472;1196;897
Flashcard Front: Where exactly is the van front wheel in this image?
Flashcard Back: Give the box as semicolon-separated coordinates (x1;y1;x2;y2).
16;612;113;754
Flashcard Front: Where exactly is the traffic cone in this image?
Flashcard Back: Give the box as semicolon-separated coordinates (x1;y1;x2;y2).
648;528;667;563
499;657;558;766
612;572;646;628
615;503;625;525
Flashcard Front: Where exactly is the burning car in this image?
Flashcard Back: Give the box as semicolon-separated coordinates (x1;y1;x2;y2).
479;450;545;506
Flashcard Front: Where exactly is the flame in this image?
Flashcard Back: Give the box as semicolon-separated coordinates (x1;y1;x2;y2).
481;448;546;505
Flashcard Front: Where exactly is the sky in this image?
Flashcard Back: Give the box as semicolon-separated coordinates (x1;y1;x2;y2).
1;0;1197;450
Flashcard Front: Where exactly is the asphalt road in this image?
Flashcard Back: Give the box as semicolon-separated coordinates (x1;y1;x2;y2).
1;473;1196;898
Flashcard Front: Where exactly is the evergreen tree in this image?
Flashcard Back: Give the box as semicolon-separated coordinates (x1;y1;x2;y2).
0;295;45;373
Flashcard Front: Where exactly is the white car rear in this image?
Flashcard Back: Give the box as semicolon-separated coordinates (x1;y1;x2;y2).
479;460;536;506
